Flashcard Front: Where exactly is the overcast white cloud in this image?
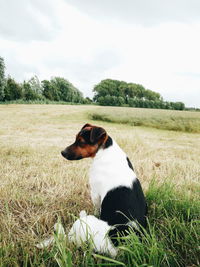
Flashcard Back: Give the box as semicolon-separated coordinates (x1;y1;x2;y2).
66;0;200;25
0;0;200;107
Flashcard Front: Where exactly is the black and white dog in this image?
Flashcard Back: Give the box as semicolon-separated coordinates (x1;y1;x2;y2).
61;123;147;256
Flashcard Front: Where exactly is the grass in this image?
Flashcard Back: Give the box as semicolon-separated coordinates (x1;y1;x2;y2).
0;104;199;266
89;106;200;133
0;100;89;105
52;182;199;267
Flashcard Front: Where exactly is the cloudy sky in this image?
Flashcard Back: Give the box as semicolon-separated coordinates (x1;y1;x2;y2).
0;0;200;107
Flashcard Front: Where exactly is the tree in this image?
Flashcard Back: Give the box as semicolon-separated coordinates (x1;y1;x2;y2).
126;83;145;99
116;96;125;106
93;78;186;110
42;77;84;103
4;77;23;100
0;57;5;101
169;101;185;110
84;97;93;104
93;79;123;102
93;79;162;105
28;76;43;96
144;89;161;101
23;81;39;100
42;80;56;100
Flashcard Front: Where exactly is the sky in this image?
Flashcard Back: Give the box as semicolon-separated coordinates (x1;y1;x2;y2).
0;0;200;107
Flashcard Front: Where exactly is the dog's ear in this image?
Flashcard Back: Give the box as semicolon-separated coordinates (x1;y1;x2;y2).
90;127;107;143
81;123;92;130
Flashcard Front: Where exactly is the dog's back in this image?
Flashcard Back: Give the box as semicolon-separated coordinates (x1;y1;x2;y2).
100;178;147;246
100;179;147;227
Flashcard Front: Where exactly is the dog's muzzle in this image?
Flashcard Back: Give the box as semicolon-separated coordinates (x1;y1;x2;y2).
61;150;67;158
61;150;82;160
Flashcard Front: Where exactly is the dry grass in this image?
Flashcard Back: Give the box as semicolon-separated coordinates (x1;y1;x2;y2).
0;104;199;266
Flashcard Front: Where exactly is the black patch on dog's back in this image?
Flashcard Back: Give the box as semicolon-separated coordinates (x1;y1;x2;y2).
101;179;147;247
126;157;134;171
100;179;147;228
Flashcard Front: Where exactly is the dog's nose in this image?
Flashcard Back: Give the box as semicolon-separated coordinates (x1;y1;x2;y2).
61;150;66;157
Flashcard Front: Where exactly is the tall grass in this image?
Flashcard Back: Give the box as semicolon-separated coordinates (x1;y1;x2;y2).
52;181;200;267
89;107;200;133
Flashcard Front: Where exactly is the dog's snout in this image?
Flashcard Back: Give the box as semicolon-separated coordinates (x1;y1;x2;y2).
61;148;75;160
61;147;82;161
61;150;67;157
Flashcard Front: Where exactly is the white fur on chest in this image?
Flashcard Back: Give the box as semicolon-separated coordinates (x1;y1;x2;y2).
89;140;137;204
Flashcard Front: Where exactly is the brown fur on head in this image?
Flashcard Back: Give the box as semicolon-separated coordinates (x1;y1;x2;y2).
61;123;108;160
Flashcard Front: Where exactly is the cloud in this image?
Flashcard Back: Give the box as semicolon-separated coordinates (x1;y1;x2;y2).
41;49;121;96
0;0;60;42
65;0;200;25
0;0;200;107
176;72;200;79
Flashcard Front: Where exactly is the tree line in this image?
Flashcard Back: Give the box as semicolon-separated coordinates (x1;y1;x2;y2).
93;79;185;110
0;56;186;110
0;57;88;104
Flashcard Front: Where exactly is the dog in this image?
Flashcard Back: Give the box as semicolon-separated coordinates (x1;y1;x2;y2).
61;123;147;248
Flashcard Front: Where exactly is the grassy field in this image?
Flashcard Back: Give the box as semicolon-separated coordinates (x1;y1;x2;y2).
89;107;200;133
0;104;199;266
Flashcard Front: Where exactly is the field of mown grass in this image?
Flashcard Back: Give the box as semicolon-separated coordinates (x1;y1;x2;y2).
0;104;199;267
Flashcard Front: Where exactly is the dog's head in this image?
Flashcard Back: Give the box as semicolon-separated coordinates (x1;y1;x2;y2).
61;123;108;160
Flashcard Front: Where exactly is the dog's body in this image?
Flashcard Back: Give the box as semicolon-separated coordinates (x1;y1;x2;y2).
89;137;147;245
90;138;136;209
61;124;147;251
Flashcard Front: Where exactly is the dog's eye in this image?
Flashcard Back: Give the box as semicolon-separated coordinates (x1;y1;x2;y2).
78;139;86;145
